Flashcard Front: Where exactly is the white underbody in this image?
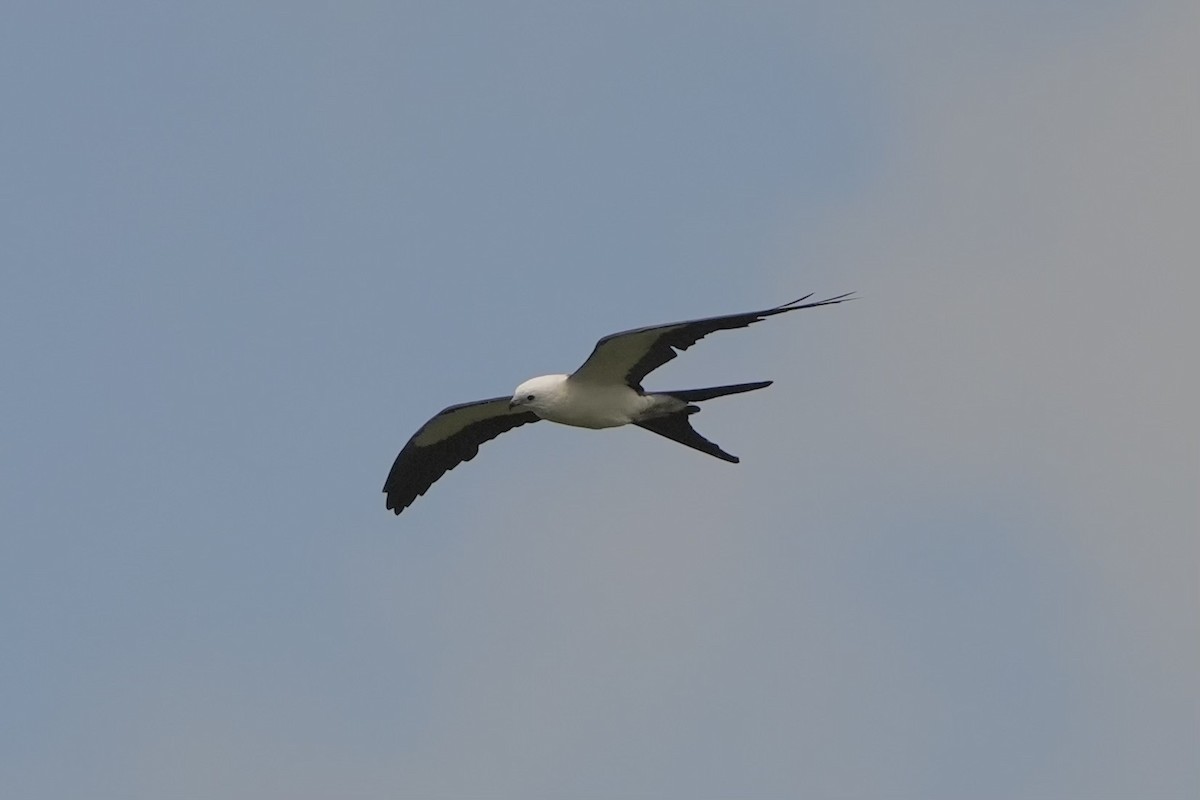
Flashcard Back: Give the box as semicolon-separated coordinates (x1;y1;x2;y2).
514;374;685;429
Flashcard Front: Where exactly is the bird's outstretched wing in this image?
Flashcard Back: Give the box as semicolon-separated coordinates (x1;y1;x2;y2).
383;397;540;515
570;293;854;391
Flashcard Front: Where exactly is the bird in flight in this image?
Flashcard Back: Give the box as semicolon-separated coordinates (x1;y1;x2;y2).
384;292;853;515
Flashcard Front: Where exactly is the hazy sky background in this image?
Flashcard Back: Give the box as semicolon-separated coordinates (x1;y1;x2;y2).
2;2;1196;798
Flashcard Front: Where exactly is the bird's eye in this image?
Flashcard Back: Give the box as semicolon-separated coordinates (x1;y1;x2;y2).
526;394;535;401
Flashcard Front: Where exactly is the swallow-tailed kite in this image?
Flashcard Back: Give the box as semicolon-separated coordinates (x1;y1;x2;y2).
384;292;853;515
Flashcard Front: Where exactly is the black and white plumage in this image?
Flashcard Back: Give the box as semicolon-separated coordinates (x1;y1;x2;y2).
383;293;853;515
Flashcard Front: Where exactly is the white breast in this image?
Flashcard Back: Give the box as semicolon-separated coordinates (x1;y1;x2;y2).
538;379;651;429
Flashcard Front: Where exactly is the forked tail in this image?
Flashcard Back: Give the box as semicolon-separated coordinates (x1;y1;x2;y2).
635;408;739;463
637;381;772;463
660;380;772;403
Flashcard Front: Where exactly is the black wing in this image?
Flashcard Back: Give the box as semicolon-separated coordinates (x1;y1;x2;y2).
570;293;854;391
383;396;540;515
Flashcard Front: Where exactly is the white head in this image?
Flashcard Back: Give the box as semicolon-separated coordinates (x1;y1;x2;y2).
509;374;568;413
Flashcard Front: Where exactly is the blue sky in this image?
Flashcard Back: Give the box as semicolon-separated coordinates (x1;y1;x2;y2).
2;2;1196;798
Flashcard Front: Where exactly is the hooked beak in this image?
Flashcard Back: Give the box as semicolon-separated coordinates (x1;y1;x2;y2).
508;399;520;411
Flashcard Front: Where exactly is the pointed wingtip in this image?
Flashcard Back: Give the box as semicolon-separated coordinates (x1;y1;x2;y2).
770;292;856;314
796;291;857;307
776;292;815;309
